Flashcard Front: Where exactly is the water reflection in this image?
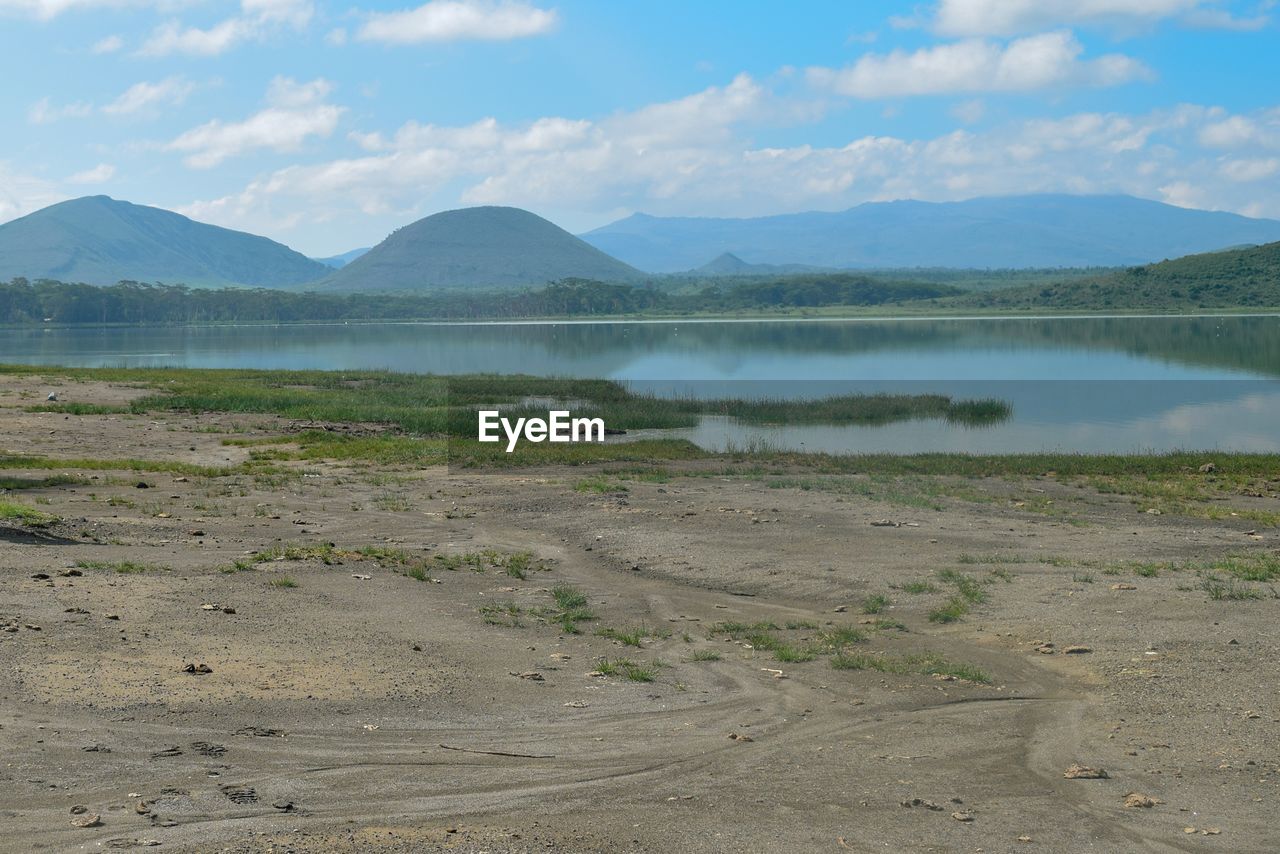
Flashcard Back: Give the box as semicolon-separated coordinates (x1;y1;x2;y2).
3;316;1279;453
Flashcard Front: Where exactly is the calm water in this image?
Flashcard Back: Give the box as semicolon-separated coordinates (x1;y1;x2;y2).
4;315;1279;454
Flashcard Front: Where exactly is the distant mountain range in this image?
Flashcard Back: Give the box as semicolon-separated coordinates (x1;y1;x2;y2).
581;194;1280;272
315;206;641;292
314;247;370;269
0;196;330;287
5;193;1280;292
691;252;829;276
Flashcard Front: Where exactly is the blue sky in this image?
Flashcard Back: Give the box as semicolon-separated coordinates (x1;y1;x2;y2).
2;0;1278;256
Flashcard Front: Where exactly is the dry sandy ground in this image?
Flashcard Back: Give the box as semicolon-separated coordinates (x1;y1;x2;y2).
1;376;1278;853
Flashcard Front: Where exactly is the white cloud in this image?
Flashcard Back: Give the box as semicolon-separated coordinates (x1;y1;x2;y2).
28;97;93;125
0;163;62;223
0;0;138;20
91;34;124;53
357;0;557;44
1199;113;1276;147
1182;6;1272;29
1220;156;1280;181
179;82;1280;246
808;31;1149;97
933;0;1201;36
66;163;116;184
165;76;342;167
138;0;312;57
102;77;195;115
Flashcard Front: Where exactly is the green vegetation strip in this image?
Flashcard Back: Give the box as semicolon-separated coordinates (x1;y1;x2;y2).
0;499;59;527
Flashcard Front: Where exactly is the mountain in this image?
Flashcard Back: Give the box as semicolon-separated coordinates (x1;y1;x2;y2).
581;195;1280;272
319;206;641;292
691;252;828;276
314;247;370;269
0;196;330;287
958;241;1280;311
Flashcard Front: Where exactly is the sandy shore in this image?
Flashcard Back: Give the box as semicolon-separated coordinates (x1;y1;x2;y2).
1;375;1277;852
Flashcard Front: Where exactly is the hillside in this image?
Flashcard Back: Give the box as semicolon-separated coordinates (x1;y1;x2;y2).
0;196;329;288
956;241;1280;310
581;194;1280;272
319;206;641;292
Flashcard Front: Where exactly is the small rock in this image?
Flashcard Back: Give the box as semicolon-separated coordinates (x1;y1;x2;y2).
181;663;213;675
1123;792;1161;808
1199;462;1217;473
271;799;295;812
135;481;150;489
1017;836;1033;843
514;671;544;681
1063;645;1092;655
1110;583;1137;590
222;606;235;614
900;798;943;811
1036;644;1056;655
728;732;754;742
833;605;848;613
105;613;120;620
70;813;101;828
1063;764;1108;779
951;811;974;822
1145;508;1162;515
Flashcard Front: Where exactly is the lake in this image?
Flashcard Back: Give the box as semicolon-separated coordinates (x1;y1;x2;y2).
4;314;1279;454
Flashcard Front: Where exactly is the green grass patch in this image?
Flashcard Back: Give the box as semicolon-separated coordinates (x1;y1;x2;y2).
269;576;298;588
75;559;168;574
831;651;990;683
479;601;524;627
861;594;889;614
690;649;721;662
0;499;59;527
595;658;658;682
596;626;665;647
928;596;970;624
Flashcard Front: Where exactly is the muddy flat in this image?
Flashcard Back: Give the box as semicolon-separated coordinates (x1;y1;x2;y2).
1;377;1278;852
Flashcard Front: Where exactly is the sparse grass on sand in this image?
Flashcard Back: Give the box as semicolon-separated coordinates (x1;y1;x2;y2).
75;559;168;574
0;499;59;527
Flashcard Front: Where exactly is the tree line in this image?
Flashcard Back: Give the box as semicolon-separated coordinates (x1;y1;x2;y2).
0;275;962;325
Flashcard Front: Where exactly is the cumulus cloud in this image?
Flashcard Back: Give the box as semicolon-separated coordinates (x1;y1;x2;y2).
165;76;342;168
66;163;116;184
933;0;1208;36
138;0;312;57
808;31;1150;98
179;83;1280;245
0;0;140;20
357;0;557;44
28;97;93;125
102;77;195;115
